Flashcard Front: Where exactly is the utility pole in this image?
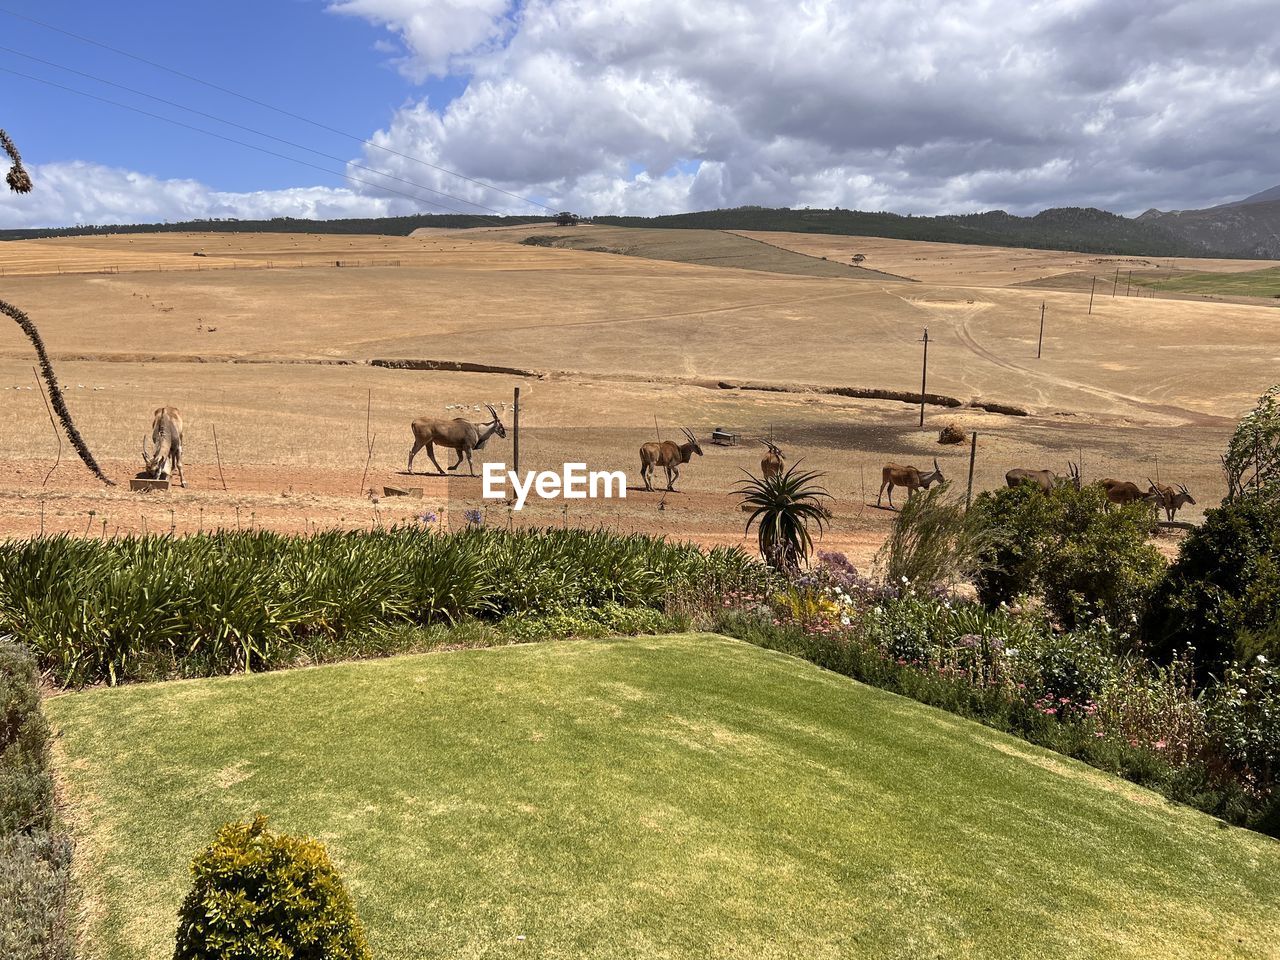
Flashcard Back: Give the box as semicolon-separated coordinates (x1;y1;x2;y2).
1088;276;1097;315
512;386;521;476
1037;301;1045;359
965;431;978;508
918;327;930;429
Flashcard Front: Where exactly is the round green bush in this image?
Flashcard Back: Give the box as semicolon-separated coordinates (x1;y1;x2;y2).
173;815;371;960
971;482;1164;631
1145;496;1280;678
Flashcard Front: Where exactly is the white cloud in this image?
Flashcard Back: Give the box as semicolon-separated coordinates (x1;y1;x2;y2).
343;0;1280;216
327;0;515;80
6;0;1280;227
0;162;391;229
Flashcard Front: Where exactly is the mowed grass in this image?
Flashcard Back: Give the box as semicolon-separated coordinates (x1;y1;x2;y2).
1135;266;1280;298
48;635;1280;959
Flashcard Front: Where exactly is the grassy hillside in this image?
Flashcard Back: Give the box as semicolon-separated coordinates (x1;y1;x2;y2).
5;205;1237;258
1132;265;1280;298
458;223;907;279
48;635;1280;959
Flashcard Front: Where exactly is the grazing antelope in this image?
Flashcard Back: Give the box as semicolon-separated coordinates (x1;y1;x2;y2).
759;439;785;479
140;406;185;487
1099;478;1159;510
640;427;703;492
1147;479;1197;521
1005;461;1081;494
408;403;506;476
877;458;944;509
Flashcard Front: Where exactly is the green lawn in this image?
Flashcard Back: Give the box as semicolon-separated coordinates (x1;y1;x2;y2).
1134;266;1280;298
48;635;1280;959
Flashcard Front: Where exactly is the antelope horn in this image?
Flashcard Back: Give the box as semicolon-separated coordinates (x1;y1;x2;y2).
1146;477;1158;490
1178;483;1190;494
484;403;498;420
142;435;151;461
681;427;696;442
933;457;940;472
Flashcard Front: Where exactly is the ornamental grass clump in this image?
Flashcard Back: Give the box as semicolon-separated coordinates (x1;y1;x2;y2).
173;815;370;960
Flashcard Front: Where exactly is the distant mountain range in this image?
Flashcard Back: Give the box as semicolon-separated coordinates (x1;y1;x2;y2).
4;186;1278;259
1137;186;1280;259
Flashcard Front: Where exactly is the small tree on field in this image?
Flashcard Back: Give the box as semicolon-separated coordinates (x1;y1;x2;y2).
553;211;579;226
851;253;866;265
1223;384;1280;503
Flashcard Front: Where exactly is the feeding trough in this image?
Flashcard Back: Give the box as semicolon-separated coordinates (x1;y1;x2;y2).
710;427;739;446
130;477;170;493
383;485;424;499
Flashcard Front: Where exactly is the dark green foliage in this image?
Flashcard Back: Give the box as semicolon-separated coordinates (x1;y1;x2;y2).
1146;497;1280;678
734;463;831;571
971;482;1165;630
0;644;74;960
1205;659;1280;792
1221;384;1280;502
0;646;52;836
592;205;1225;257
0;527;766;686
174;815;370;960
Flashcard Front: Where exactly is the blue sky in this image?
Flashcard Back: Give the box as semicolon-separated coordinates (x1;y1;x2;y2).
2;1;1278;228
0;0;463;193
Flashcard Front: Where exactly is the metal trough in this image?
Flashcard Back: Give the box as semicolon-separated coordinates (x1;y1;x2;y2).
129;478;171;493
383;486;424;499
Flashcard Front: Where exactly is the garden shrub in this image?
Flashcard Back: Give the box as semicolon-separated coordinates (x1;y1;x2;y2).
1204;658;1280;793
1145;496;1280;678
0;645;52;835
0;831;74;960
0;643;74;960
0;527;766;686
874;484;1000;590
174;815;371;960
1221;384;1280;502
971;482;1164;630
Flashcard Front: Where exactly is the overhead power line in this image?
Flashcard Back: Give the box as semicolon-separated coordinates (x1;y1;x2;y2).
0;64;519;222
0;5;557;213
0;43;507;216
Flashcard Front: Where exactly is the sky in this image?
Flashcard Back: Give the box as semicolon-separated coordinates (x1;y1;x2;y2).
1;0;1278;228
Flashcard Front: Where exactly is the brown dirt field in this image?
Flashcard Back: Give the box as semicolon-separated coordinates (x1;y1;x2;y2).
0;228;1260;561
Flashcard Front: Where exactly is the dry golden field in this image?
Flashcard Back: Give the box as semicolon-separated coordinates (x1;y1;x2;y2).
1;227;1274;564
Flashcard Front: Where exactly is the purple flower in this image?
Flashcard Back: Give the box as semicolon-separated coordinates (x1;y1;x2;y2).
464;508;483;526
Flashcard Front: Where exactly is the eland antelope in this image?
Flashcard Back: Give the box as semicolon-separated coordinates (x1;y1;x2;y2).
408;404;506;476
877;458;944;509
140;406;185;487
640;427;703;492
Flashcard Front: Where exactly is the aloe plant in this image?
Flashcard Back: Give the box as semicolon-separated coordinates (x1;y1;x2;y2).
1;299;113;486
735;463;832;571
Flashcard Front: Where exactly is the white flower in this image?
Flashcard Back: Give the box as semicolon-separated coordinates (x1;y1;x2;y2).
1005;648;1019;657
1258;655;1269;664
